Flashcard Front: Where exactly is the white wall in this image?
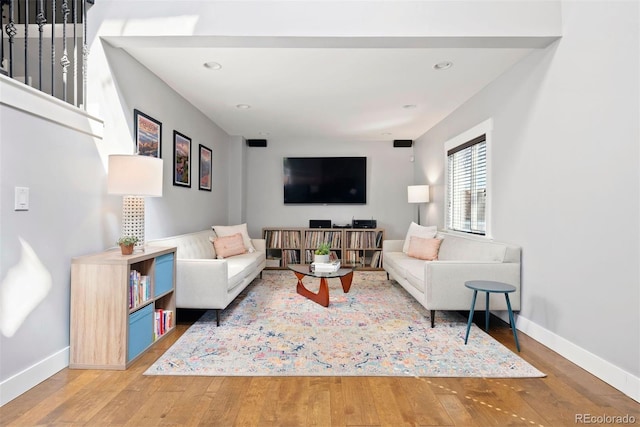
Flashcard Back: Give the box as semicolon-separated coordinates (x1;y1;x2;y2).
99;41;231;237
414;0;639;398
0;79;107;404
245;139;415;239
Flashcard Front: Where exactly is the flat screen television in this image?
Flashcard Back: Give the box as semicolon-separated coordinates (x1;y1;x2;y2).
283;157;367;204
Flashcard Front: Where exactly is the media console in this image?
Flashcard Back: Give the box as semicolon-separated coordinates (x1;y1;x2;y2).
262;227;385;270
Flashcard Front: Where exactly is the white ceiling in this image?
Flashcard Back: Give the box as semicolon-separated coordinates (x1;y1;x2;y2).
112;37;541;141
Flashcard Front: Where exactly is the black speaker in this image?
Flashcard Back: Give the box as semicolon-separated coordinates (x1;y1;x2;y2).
393;139;413;147
309;219;332;229
352;219;377;229
247;139;267;147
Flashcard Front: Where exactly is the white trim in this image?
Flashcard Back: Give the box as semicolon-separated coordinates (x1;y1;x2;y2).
0;347;70;406
0;74;103;139
494;312;640;403
443;118;493;239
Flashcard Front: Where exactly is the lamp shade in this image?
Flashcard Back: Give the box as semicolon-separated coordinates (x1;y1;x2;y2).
107;155;163;197
407;185;430;203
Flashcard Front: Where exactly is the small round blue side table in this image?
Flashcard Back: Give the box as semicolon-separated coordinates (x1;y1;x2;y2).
464;280;520;352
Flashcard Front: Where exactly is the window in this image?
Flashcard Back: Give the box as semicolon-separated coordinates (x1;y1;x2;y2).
447;134;487;235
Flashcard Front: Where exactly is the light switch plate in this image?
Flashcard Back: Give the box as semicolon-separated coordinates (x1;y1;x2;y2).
15;187;29;211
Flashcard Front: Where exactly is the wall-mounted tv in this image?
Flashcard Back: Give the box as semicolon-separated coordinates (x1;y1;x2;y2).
283;157;367;204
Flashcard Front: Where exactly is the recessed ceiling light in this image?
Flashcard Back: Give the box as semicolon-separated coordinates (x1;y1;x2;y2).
236;104;251;109
402;104;417;110
433;61;453;70
259;131;270;136
204;61;222;70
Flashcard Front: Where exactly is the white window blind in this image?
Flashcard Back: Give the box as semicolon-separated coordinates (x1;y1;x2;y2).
447;135;487;235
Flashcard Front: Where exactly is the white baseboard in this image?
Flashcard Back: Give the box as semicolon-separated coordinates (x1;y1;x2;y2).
0;347;69;406
494;311;639;403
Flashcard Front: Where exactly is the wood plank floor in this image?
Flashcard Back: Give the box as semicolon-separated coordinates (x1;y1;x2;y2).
2;315;638;426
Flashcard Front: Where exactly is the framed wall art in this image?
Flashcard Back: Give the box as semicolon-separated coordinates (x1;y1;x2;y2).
199;145;212;191
134;109;162;158
173;131;191;187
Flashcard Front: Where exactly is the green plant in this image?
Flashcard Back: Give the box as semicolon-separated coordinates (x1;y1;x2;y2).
117;236;139;246
315;242;330;255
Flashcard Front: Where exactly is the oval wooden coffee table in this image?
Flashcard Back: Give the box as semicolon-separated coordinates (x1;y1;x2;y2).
288;264;354;307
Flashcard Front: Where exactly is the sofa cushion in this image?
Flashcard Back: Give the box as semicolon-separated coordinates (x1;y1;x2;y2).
403;257;428;294
213;233;247;259
402;222;437;253
407;236;442;261
226;252;263;290
213;223;256;253
147;230;216;260
437;233;506;262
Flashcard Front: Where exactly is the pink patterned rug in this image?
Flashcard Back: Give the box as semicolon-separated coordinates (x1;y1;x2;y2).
145;271;544;378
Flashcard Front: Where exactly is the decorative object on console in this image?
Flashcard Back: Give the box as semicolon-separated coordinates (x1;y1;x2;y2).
407;184;430;225
314;242;331;264
134;109;162;158
199;144;212;191
117;236;139;255
108;155;163;250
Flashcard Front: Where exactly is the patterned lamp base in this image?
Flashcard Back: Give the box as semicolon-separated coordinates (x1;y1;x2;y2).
122;195;145;249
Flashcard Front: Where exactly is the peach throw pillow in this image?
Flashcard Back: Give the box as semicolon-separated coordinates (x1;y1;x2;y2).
213;233;247;259
407;236;443;261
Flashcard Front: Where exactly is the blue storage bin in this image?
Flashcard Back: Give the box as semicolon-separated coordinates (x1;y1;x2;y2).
154;253;174;297
128;304;154;362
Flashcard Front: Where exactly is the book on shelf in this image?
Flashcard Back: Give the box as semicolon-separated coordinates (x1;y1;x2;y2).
129;270;151;309
154;309;174;339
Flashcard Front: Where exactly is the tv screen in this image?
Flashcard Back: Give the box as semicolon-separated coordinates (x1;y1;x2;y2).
283;157;367;204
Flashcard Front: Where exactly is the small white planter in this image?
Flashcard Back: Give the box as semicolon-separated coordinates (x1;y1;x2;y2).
314;254;330;264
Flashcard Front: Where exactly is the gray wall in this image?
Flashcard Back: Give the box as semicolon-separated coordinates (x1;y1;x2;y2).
414;0;639;378
244;138;415;240
0;37;234;404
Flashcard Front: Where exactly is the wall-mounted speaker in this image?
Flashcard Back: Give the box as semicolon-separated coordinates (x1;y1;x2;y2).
393;140;413;148
247;139;267;147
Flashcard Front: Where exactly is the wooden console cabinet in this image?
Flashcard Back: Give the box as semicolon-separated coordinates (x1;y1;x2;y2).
70;246;176;369
262;227;385;270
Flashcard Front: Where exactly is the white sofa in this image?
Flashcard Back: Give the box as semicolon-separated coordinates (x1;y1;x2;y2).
147;230;266;325
383;231;521;327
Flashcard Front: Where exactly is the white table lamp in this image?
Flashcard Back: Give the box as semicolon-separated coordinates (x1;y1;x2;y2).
408;185;430;225
108;155;163;249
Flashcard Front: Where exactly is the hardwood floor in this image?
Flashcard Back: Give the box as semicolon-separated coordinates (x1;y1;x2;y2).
2;316;638;426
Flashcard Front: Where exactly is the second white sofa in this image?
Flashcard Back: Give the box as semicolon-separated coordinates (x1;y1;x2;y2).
147;229;266;325
383;230;521;327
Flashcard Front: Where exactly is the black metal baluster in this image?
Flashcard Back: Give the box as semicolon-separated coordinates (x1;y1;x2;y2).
5;0;14;77
61;0;69;102
72;0;77;106
37;0;46;90
1;1;5;74
82;0;88;110
23;0;27;84
51;0;55;97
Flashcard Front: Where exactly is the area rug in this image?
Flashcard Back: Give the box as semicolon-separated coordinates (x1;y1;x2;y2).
145;271;544;378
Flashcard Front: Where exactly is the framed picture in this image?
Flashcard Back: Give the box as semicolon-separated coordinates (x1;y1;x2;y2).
134;109;162;158
173;131;191;187
199;145;212;191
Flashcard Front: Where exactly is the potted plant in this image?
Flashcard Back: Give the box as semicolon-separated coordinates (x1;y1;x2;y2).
117;236;139;255
314;242;331;264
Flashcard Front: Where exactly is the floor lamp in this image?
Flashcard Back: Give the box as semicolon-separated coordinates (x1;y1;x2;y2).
108;155;163;250
408;185;430;225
